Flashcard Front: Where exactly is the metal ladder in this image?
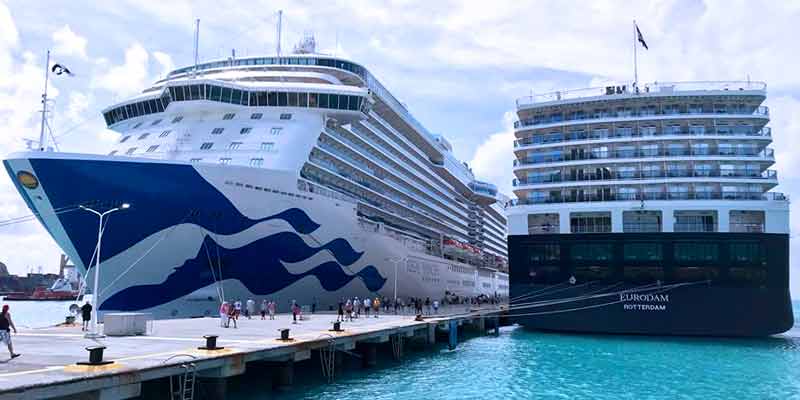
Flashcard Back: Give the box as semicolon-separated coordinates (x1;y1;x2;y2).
170;363;197;400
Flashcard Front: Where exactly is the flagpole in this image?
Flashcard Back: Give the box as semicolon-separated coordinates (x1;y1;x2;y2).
39;49;50;152
633;20;638;88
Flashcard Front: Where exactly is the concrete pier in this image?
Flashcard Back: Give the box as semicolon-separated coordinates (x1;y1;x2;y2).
0;308;506;399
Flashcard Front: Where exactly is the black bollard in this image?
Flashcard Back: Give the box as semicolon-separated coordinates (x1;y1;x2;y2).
330;321;343;332
199;334;224;350
278;328;291;341
77;346;114;366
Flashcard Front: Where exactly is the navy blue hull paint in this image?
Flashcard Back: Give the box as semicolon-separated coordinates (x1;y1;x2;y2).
103;233;386;311
24;158;321;267
5;156;387;311
508;233;794;337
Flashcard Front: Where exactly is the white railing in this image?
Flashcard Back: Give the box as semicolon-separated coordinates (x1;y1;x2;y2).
516;81;767;107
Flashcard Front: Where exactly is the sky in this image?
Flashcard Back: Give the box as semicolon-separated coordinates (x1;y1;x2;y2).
0;0;799;295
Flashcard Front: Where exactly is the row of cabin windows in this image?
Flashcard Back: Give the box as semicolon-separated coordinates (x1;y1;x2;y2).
102;79;361;126
189;157;265;167
116;141;276;155
119;126;282;143
528;242;765;265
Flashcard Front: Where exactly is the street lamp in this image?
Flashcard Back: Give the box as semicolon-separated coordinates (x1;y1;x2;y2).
80;202;130;338
385;256;406;305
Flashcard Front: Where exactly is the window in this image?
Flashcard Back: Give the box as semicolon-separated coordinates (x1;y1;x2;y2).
280;113;292;120
219;157;232;165
159;130;171;138
250;113;263;120
138;133;150;140
730;242;766;265
146;145;159;153
150;119;162;126
200;142;214;150
250;158;264;167
222;113;235;120
271;127;282;135
261;142;275;152
570;212;611;233
228;142;242;150
125;147;137;155
120;135;131;143
240;127;252;135
109;150;118;155
674;243;719;263
132;122;143;129
190;158;202;163
172;116;184;123
570;243;613;262
623;243;663;261
211;128;225;135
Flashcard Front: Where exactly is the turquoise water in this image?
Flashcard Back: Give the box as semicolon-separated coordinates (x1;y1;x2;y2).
231;301;800;400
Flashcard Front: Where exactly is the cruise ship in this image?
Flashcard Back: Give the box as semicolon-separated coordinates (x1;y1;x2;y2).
3;38;508;318
506;81;793;336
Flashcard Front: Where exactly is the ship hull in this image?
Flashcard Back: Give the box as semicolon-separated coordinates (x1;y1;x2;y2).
5;152;507;319
508;233;793;337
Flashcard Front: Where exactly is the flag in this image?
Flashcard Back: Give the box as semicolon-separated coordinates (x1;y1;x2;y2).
635;24;648;50
51;63;74;76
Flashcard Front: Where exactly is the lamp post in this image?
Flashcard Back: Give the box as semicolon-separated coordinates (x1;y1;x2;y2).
80;203;130;338
385;256;405;305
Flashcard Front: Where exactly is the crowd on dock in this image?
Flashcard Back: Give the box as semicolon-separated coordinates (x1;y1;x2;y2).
214;292;506;328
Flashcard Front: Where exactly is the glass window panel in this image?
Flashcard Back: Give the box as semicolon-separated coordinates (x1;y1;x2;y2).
278;92;288;106
319;93;329;108
257;92;268;106
221;87;232;103
299;93;308;107
268;92;278;106
288;92;298;106
308;93;318;107
211;85;222;101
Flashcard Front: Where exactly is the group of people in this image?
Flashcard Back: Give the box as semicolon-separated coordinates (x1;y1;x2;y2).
337;297;383;322
218;298;279;328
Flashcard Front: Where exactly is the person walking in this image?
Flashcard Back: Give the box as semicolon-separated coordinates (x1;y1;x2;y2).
312;297;317;314
425;297;431;315
291;301;300;324
372;297;380;318
363;297;371;317
433;299;440;315
337;300;344;322
234;299;242;320
345;299;353;322
227;303;238;328
80;300;92;331
0;305;19;359
260;299;268;320
219;301;229;327
246;298;255;320
268;300;276;320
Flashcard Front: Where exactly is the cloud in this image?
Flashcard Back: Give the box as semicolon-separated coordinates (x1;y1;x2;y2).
92;43;150;99
469;111;516;197
52;25;88;60
152;51;174;80
64;92;89;125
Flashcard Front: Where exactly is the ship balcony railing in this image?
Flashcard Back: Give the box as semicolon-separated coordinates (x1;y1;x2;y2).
515;80;767;107
622;223;663;233
513;149;774;166
729;223;765;233
513;106;769;129
674;223;717;233
507;191;787;206
571;225;613;234
513;127;772;147
512;169;777;186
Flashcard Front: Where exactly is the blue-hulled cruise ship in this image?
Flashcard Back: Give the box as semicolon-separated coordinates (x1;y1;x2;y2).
4;38;508;318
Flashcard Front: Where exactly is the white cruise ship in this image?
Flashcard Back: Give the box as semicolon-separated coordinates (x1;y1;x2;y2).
4;38;508;318
506;81;793;336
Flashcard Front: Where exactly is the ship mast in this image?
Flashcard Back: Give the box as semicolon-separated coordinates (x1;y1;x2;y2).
38;50;50;151
276;10;283;57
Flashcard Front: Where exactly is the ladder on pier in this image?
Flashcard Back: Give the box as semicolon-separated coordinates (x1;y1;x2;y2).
170;363;197;400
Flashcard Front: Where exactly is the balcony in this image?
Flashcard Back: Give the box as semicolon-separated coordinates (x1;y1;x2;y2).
507;191;786;206
513;148;774;167
512;169;777;186
515;81;767;108
513;106;769;130
514;127;771;148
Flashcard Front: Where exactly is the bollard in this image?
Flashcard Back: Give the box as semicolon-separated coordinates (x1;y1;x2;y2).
448;319;458;350
77;346;114;366
278;328;291;341
199;334;224;350
330;321;343;332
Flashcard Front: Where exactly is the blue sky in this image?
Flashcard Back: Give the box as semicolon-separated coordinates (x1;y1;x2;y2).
1;0;799;295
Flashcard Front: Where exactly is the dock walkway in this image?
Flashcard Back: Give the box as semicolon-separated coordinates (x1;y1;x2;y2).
0;308;503;399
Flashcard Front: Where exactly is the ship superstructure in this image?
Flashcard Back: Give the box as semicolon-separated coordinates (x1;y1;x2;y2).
506;81;793;336
4;41;508;318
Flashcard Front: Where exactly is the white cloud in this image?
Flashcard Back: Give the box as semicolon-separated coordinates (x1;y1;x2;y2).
51;25;88;60
64;92;89;125
152;51;174;80
92;43;150;99
470;111;516;197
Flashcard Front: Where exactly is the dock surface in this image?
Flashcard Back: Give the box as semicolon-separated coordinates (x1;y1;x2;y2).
0;308;502;399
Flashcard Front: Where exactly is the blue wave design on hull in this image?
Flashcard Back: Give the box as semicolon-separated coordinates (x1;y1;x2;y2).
102;232;386;311
23;158;322;266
